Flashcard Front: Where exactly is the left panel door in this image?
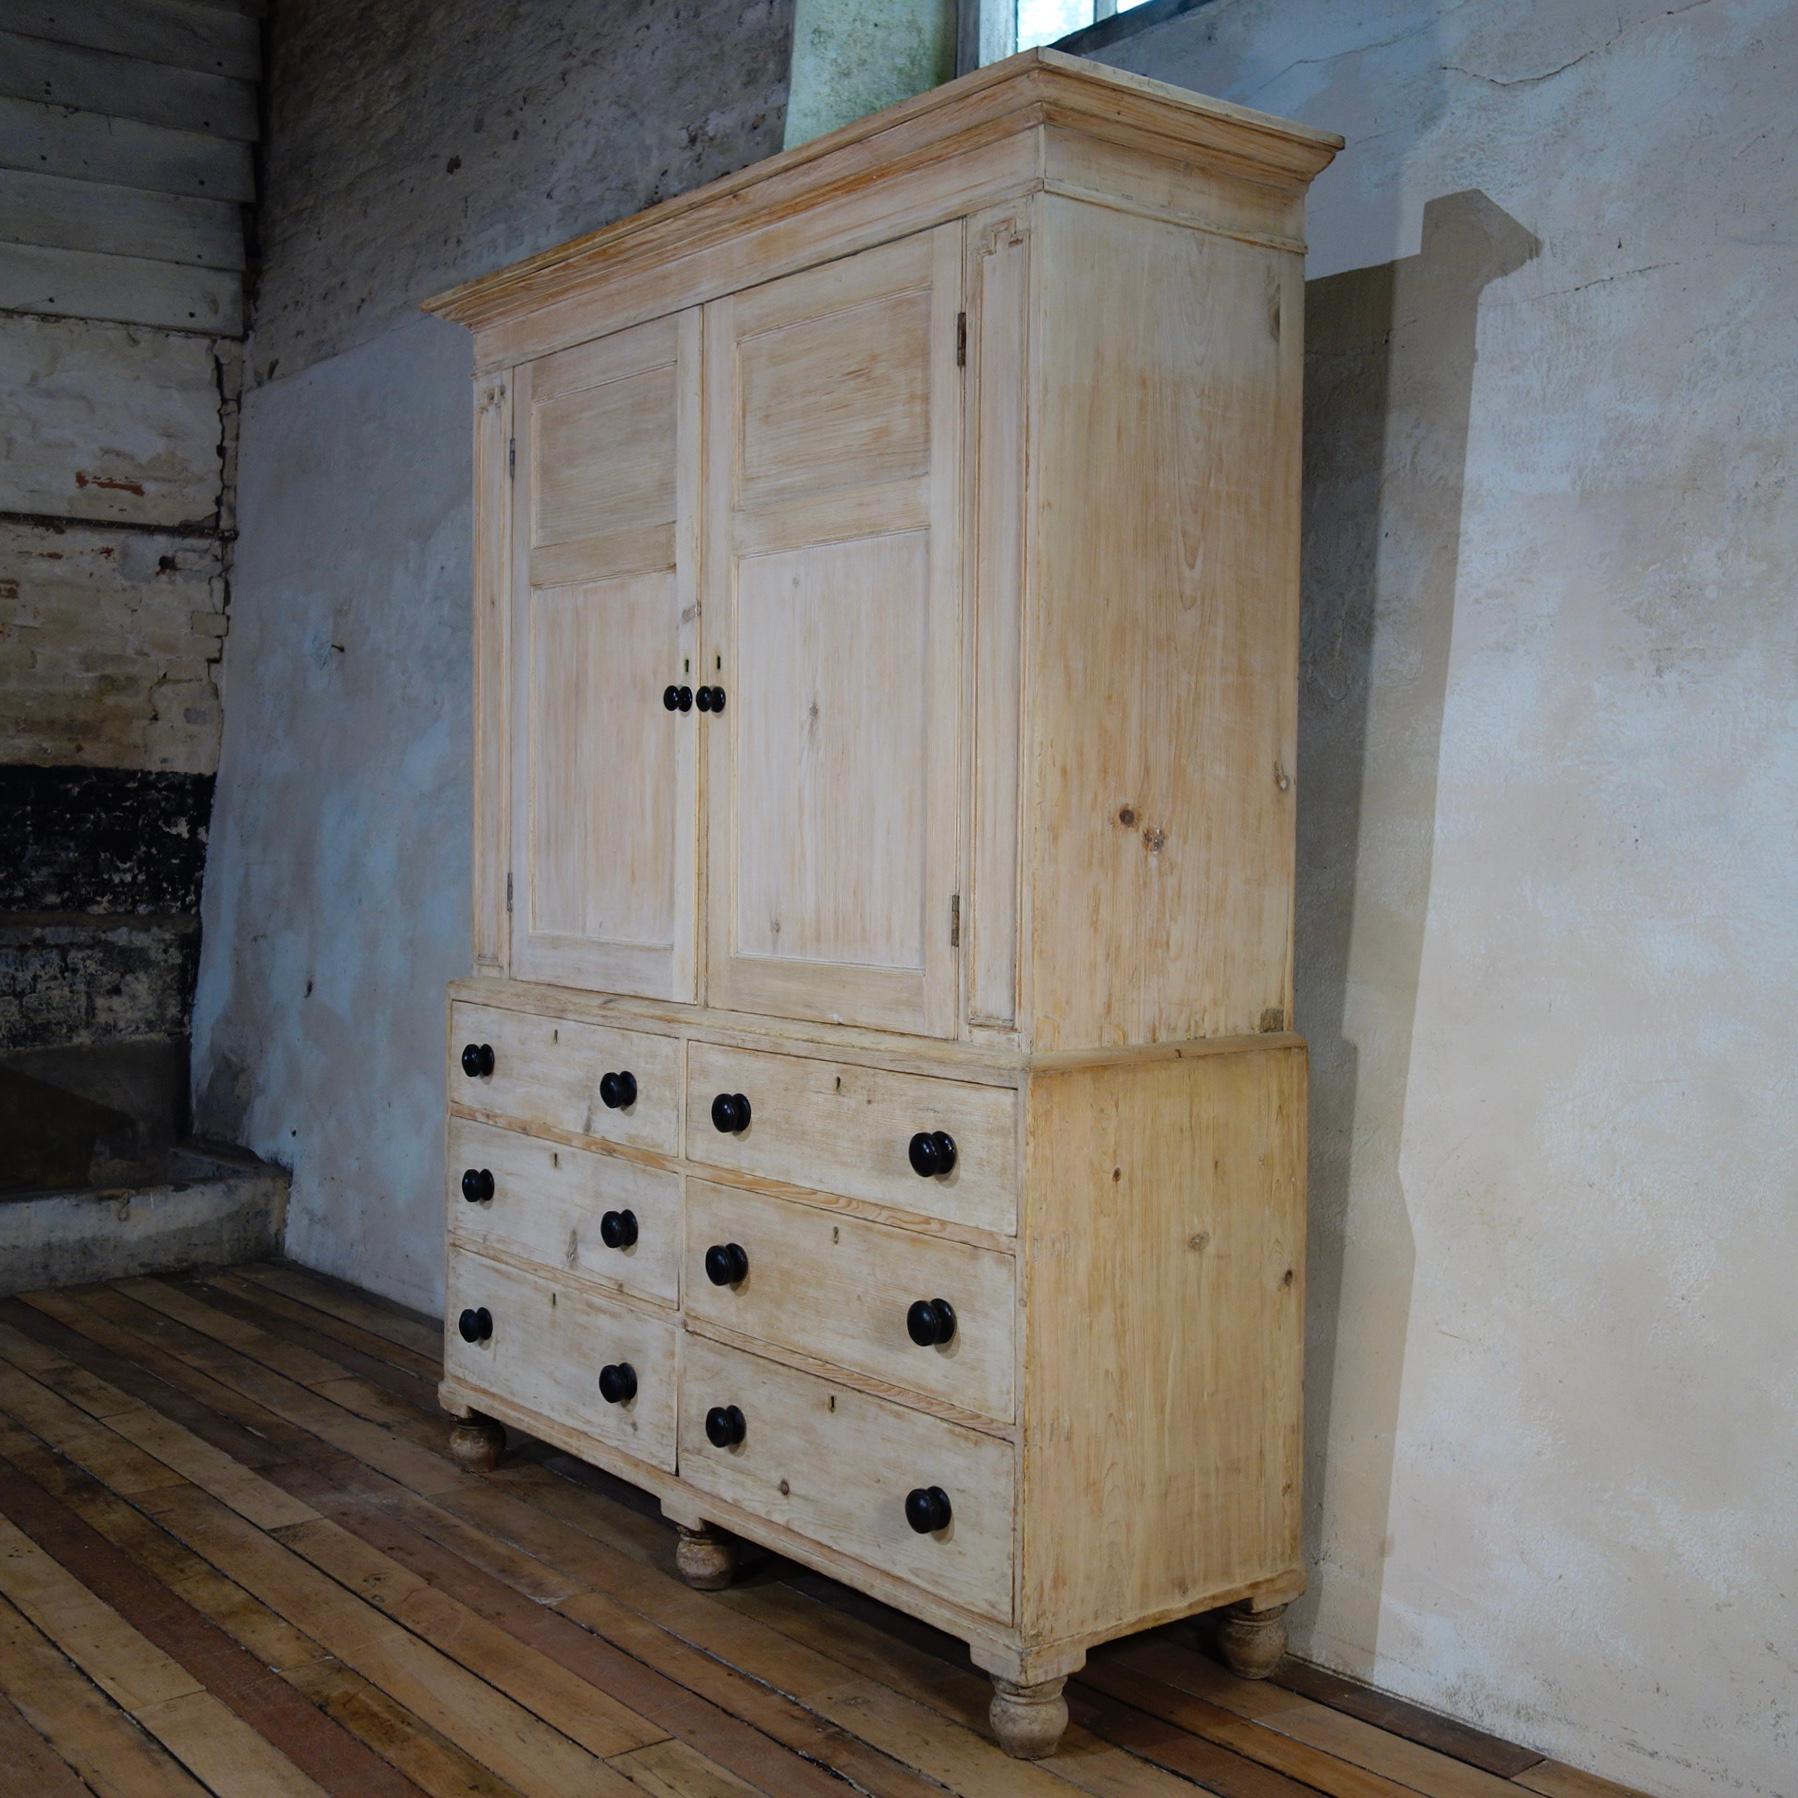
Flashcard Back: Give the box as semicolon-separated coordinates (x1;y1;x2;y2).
509;311;701;1000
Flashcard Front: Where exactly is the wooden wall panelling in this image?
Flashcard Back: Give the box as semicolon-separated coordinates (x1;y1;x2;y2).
1023;194;1303;1051
1017;1045;1307;1650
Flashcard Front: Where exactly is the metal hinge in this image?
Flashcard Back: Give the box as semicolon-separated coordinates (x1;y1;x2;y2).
955;311;967;368
507;437;516;478
949;893;961;947
506;873;513;913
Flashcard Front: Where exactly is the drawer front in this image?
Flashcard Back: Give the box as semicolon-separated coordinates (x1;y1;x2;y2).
445;1250;676;1470
684;1181;1014;1421
449;1000;679;1154
447;1117;680;1306
685;1042;1017;1233
678;1335;1014;1622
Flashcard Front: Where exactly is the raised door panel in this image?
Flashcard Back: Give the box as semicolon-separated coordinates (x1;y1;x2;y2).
510;312;700;1000
703;226;963;1037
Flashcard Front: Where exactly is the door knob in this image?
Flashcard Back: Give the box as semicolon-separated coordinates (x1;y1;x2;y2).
599;1070;637;1109
710;1092;751;1133
705;1403;746;1448
457;1307;492;1344
695;685;726;712
908;1131;957;1177
460;1168;494;1203
598;1362;637;1404
663;685;693;712
704;1242;749;1286
905;1486;952;1533
906;1298;956;1346
600;1208;638;1249
460;1043;494;1078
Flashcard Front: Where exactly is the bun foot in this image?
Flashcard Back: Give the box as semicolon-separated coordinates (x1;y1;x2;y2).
1216;1599;1289;1678
990;1675;1069;1759
674;1524;737;1590
448;1415;506;1473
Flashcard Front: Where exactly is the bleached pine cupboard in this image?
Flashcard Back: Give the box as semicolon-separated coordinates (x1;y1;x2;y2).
427;49;1338;1758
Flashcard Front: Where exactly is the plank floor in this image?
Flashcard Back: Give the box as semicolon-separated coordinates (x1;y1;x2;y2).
0;1261;1650;1798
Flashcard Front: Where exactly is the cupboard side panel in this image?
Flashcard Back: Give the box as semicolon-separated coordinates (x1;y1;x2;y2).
1023;195;1303;1051
1018;1047;1306;1648
473;371;512;975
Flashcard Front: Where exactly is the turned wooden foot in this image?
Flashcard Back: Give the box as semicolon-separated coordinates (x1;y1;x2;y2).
674;1524;737;1591
1216;1599;1289;1678
990;1675;1069;1759
447;1414;506;1473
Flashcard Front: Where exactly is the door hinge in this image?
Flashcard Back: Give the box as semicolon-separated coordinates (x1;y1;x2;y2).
506;872;514;914
955;311;967;368
949;893;961;948
507;436;516;479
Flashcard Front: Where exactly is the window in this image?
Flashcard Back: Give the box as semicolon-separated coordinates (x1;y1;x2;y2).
1017;1;1154;52
960;0;1202;67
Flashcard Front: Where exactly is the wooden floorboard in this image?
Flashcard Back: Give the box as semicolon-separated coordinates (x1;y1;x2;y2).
0;1260;1654;1798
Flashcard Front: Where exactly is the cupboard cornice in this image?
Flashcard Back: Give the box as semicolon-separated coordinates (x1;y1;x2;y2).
424;50;1340;373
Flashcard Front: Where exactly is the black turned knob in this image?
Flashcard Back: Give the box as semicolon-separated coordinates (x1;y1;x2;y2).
710;1091;751;1133
704;1242;749;1287
599;1070;637;1110
663;684;693;712
705;1403;746;1448
908;1130;957;1178
460;1042;494;1078
905;1486;952;1533
599;1208;638;1250
906;1297;957;1347
598;1362;637;1405
460;1167;494;1203
695;685;726;712
457;1307;492;1344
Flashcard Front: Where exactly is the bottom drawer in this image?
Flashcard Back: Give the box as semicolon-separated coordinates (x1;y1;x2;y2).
678;1334;1014;1622
446;1250;676;1470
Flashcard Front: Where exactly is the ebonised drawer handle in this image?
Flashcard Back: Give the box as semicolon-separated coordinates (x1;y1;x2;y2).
908;1131;956;1177
457;1307;492;1344
599;1070;637;1110
711;1091;751;1133
905;1486;952;1533
663;685;693;712
460;1168;494;1203
696;685;726;712
460;1042;495;1078
600;1209;638;1249
705;1403;746;1448
906;1297;956;1346
704;1242;748;1287
598;1362;637;1404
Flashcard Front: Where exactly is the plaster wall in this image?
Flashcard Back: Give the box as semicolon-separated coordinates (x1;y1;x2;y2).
1091;3;1797;1793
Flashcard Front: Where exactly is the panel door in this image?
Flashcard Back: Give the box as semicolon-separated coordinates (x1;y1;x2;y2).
703;225;963;1036
510;312;700;999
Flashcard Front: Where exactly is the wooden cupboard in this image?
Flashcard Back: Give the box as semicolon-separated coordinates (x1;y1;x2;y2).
430;48;1337;1758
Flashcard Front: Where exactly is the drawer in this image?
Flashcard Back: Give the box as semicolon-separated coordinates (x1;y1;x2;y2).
685;1042;1017;1234
445;1250;676;1470
449;1000;679;1155
679;1335;1013;1621
684;1181;1014;1421
447;1117;680;1306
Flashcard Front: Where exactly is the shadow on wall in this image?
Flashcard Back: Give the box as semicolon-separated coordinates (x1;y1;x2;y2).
1296;189;1538;1671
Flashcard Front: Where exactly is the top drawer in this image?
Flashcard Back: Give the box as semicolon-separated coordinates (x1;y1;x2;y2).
685;1042;1017;1235
449;1000;679;1156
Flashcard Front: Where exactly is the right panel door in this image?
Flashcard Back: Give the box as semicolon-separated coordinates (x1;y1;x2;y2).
703;225;963;1036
